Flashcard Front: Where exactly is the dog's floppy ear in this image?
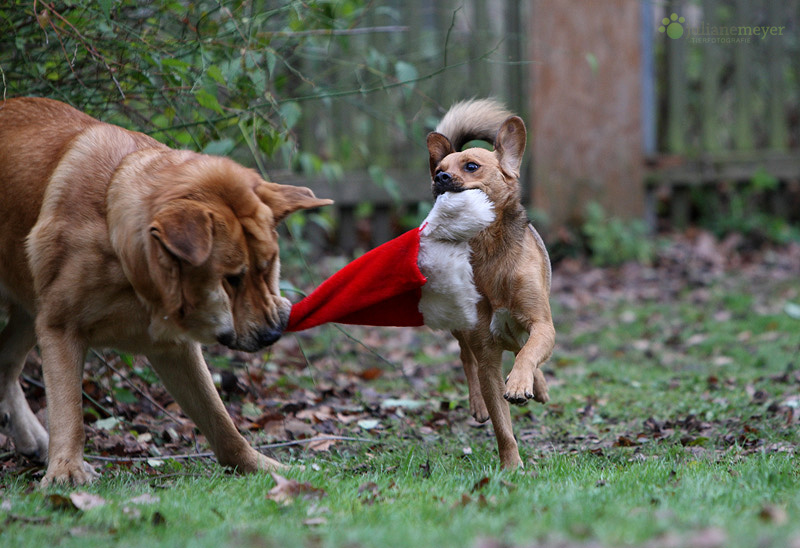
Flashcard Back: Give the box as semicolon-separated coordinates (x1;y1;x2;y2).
256;182;333;224
494;116;527;180
147;201;214;315
149;201;214;266
427;132;455;177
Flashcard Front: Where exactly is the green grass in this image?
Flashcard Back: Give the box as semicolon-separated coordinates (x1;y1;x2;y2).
2;450;798;548
2;274;799;547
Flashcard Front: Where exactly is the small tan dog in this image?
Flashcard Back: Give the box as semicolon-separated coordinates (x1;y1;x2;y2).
0;97;331;485
427;100;555;468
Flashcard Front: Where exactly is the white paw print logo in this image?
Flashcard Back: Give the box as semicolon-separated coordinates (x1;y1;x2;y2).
659;13;685;39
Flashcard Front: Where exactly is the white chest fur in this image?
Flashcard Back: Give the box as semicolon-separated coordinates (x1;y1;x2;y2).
490;308;530;350
417;190;495;331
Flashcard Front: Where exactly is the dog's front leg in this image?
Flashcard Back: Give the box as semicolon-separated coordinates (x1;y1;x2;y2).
504;320;555;405
38;325;98;487
146;342;284;473
0;305;49;463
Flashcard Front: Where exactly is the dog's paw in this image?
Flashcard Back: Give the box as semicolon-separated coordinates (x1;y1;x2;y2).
469;394;490;423
504;369;535;405
40;460;99;488
532;368;550;404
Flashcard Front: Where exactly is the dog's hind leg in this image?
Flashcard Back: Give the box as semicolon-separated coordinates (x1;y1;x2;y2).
0;304;49;463
466;333;523;468
146;342;285;473
453;330;489;423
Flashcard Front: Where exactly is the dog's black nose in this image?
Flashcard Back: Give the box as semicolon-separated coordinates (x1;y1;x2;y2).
433;171;460;196
216;329;237;348
256;326;282;348
434;171;452;185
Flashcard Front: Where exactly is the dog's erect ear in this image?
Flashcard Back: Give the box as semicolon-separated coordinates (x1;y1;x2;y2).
427;132;455;177
255;182;333;224
494;116;527;180
149;201;214;267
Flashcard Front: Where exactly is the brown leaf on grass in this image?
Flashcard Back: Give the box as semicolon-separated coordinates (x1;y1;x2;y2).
69;492;108;511
358;481;380;505
46;493;77;512
306;437;336;452
758;503;788;524
266;473;326;505
614;435;639;447
471;476;490;492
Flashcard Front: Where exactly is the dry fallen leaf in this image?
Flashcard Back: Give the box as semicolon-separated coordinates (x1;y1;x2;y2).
758;503;788;525
129;493;160;505
266;472;326;505
306;437;336;452
70;492;108;511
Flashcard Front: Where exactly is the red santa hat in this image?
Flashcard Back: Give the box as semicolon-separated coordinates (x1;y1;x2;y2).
286;189;495;332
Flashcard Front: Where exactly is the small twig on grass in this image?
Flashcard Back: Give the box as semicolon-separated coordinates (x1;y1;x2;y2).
89;350;183;424
84;434;381;463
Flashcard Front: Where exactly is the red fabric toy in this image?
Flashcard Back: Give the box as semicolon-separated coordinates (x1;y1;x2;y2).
286;189;496;333
286;227;426;331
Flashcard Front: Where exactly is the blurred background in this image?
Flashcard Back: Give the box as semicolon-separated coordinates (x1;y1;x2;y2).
1;0;798;264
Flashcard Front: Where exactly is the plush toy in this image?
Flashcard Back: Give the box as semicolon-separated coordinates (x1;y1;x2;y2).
286;189;495;333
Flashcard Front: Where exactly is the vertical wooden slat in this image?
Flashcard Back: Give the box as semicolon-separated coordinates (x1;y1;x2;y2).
701;0;721;152
468;0;491;97
767;0;788;150
666;1;687;153
733;0;753;150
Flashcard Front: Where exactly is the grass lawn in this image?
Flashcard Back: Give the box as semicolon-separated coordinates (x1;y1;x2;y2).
1;263;799;547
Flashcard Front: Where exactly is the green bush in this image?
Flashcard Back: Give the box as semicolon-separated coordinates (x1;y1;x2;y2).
582;201;656;266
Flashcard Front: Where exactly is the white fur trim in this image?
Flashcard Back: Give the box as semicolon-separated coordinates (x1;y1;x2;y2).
417;190;495;330
419;189;495;241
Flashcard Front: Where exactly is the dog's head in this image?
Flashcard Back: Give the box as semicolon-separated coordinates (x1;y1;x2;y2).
426;116;526;208
145;158;332;351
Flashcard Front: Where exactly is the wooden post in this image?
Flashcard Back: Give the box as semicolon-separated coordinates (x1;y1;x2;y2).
529;0;645;230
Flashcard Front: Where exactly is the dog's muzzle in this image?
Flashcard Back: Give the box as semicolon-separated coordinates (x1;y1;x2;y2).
432;171;463;196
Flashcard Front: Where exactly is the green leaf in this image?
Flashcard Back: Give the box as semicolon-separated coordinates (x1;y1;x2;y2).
206;65;225;85
279;101;301;130
203;138;236;156
194;89;224;115
395;61;417;85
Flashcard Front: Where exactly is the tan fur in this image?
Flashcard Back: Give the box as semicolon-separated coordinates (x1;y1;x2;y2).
0;97;331;486
427;100;555;468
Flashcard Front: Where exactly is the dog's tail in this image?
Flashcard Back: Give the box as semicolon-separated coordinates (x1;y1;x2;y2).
434;98;513;151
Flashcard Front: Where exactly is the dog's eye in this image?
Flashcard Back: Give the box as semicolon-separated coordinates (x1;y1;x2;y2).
464;162;480;173
224;271;246;289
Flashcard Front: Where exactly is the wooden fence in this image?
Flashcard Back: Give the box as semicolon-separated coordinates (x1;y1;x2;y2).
273;0;800;250
646;0;800;229
271;0;529;252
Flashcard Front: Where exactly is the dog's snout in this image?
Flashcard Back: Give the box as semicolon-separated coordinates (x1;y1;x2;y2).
434;171;452;186
433;171;461;196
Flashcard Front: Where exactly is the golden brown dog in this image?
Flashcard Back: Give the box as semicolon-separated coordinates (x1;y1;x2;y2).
427;99;555;468
0;97;331;486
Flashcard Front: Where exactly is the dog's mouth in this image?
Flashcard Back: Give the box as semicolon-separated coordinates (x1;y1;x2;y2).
217;326;283;352
432;171;465;197
216;307;290;352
